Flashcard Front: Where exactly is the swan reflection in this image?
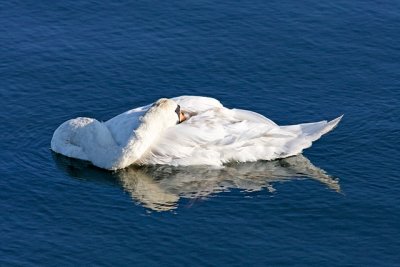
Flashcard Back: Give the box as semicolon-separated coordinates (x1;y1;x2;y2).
53;154;340;212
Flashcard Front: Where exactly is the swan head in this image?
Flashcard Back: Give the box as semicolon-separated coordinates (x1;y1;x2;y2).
174;104;187;124
148;98;186;128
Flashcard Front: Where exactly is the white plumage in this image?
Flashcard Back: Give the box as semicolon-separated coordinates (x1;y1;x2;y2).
51;96;342;170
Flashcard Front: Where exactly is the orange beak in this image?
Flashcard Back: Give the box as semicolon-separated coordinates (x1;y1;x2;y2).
179;111;186;123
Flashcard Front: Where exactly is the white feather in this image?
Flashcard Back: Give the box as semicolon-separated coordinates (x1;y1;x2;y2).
51;96;342;170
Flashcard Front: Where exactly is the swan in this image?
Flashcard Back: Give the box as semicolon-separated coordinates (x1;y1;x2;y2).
51;96;342;170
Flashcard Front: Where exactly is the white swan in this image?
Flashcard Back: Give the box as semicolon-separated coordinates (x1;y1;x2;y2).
51;96;342;170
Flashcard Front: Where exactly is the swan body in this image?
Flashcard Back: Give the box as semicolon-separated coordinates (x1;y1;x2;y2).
51;96;342;170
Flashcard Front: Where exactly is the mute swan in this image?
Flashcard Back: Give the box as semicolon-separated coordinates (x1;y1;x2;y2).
51;96;342;170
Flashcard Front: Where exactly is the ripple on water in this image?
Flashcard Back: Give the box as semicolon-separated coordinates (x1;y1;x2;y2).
51;153;341;212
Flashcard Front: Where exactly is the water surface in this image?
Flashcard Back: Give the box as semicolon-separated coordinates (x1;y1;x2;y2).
1;0;399;266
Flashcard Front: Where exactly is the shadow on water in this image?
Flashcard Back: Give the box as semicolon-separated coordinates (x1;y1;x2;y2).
52;153;340;212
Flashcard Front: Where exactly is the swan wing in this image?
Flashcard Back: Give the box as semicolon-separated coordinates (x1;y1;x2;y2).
142;107;296;166
172;95;223;113
143;107;342;166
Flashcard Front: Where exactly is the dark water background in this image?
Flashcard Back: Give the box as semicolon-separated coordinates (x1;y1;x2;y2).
1;0;400;266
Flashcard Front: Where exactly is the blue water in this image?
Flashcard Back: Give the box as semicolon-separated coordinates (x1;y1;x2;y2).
1;0;400;266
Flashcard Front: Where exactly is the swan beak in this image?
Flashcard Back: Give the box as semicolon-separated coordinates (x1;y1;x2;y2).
179;111;186;123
